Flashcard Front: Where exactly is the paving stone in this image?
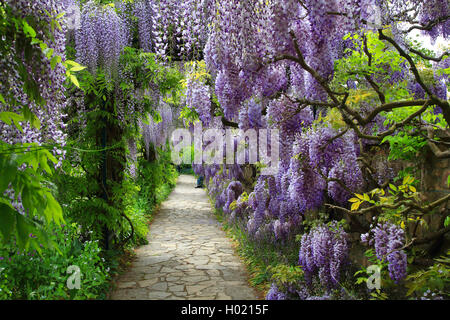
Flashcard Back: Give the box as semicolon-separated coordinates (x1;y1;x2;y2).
138;279;158;288
168;284;185;292
186;285;211;295
216;293;233;300
148;291;171;300
151;282;168;291
166;276;181;282
183;275;210;283
160;267;178;274
174;291;188;297
112;288;148;300
206;270;221;277
224;286;258;300
143;273;161;280
116;281;137;289
191;296;217;300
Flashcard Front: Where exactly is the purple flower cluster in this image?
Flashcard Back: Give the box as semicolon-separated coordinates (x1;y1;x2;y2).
75;1;129;77
134;0;156;53
141;102;174;158
215;66;251;122
298;223;349;289
223;181;243;215
266;283;287;300
1;0;68;161
183;64;212;125
419;0;450;40
363;222;408;283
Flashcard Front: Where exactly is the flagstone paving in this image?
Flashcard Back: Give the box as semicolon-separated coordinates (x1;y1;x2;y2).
110;174;259;300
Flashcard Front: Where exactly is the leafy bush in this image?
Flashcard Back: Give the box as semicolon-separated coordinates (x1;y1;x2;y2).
0;223;109;300
406;250;450;299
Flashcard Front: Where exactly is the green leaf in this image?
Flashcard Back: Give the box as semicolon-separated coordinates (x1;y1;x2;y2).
354;269;366;276
444;216;450;228
22;21;36;38
45;48;54;59
70;66;87;72
40;42;48;52
65;60;82;67
22;106;41;129
39;151;52;174
0;112;24;132
355;278;366;285
351;201;361;211
70;75;80;88
15;214;31;249
56;12;66;20
42;149;58;164
50;55;59;70
0;156;17;194
389;184;397;192
0;203;17;241
45;192;63;224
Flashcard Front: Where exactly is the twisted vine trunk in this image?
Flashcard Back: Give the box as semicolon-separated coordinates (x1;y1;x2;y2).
92;90;127;250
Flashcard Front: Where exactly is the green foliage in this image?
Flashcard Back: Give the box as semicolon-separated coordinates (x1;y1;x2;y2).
136;147;178;210
120;47;184;106
0;138;64;251
336;30;409;101
355;249;388;281
179;106;199;126
348;175;426;229
335;30;448;163
353;249;398;300
0;223;110;300
380;103;447;161
405;250;450;299
381;132;427;161
268;264;304;288
0;3;81;105
0;3;84;252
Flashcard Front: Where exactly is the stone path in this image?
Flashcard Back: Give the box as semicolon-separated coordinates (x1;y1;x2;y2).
110;174;258;300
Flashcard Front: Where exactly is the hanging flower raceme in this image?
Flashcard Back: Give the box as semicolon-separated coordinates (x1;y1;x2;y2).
1;0;68;162
361;222;408;283
134;0;156;53
298;223;350;289
183;62;212;126
419;0;450;40
223;180;243;214
266;284;287;300
75;1;129;77
141;102;174;159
